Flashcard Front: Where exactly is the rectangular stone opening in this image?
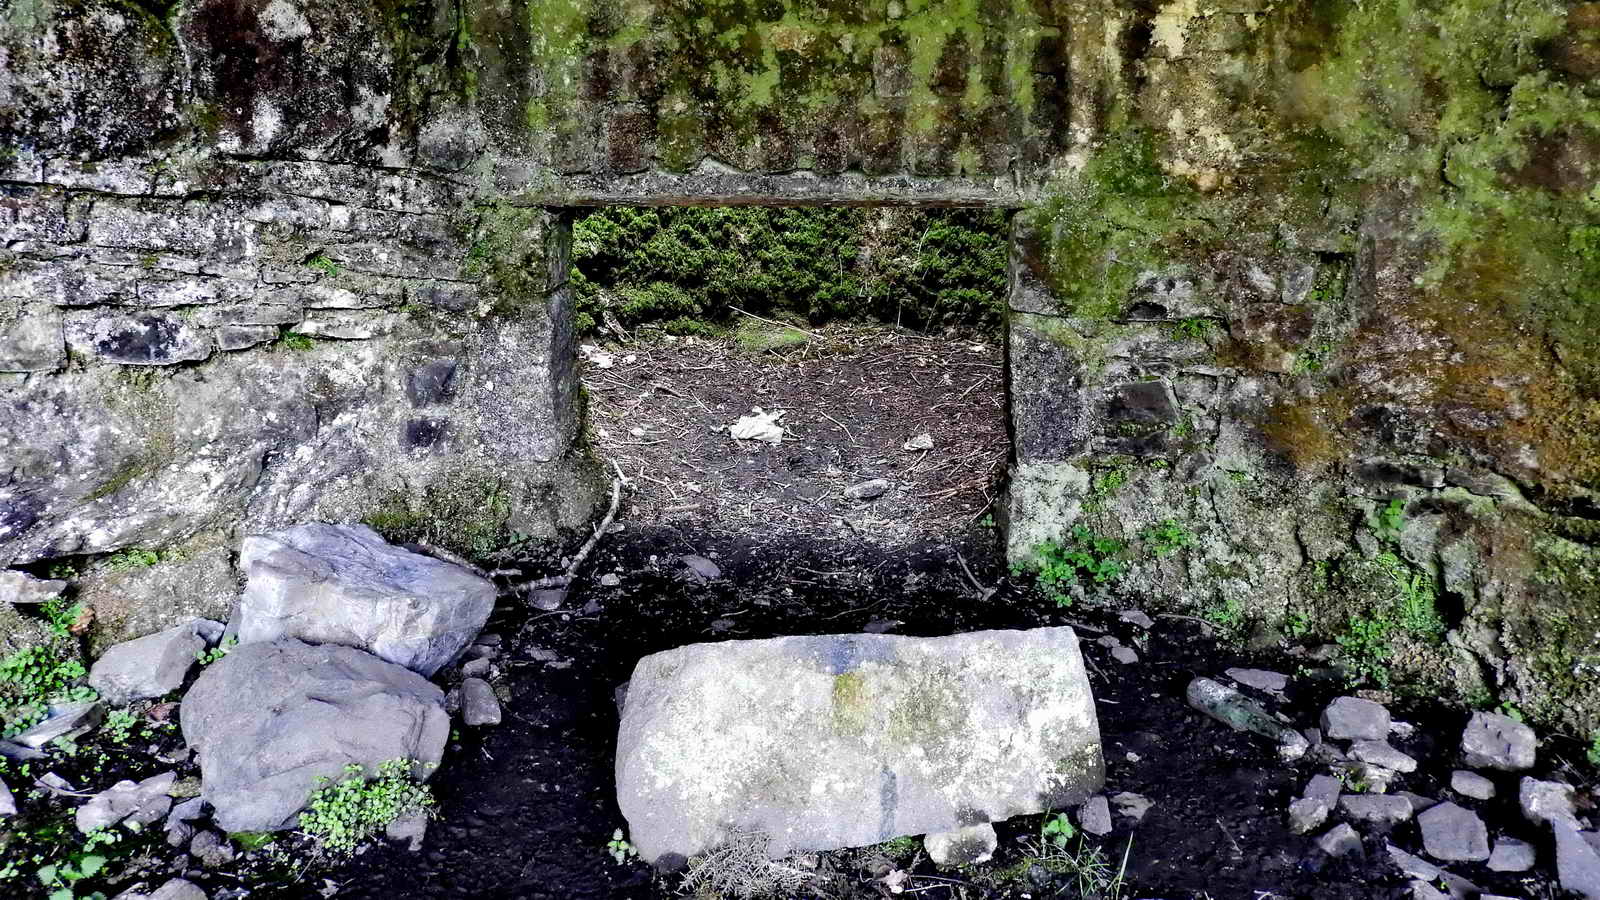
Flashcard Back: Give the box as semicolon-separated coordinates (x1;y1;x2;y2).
563;204;1017;544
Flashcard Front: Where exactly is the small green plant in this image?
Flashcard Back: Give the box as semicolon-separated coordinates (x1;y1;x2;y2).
1284;613;1311;641
1371;498;1406;543
1374;551;1445;642
46;562;79;580
298;760;436;857
1041;812;1076;849
103;548;161;570
1497;702;1525;724
1013;526;1126;608
1201;595;1247;640
41;596;85;637
279;331;315;351
33;827;121;900
1335;614;1393;687
1587;729;1600;767
0;643;95;737
1140;519;1193;557
1169;317;1212;341
196;637;237;666
605;828;638;865
305;253;340;277
871;835;920;857
230;831;277;852
102;708;138;744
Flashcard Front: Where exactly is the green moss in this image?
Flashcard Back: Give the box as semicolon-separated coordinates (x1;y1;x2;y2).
830;671;869;735
364;476;521;560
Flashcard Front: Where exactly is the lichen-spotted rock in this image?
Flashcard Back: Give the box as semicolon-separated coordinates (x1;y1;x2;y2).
614;628;1103;864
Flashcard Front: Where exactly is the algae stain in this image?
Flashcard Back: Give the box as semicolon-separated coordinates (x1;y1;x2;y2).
832;671;869;736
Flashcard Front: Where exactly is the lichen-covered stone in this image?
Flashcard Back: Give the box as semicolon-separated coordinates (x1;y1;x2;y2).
615;628;1102;864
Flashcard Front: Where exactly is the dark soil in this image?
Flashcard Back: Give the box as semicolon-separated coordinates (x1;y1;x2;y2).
583;325;1007;543
307;523;1566;900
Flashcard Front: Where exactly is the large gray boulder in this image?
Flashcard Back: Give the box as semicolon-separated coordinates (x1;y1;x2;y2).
89;619;220;705
615;628;1103;864
236;523;495;677
181;639;448;833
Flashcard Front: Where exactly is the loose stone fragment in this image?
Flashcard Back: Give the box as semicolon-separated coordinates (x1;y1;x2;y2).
1520;777;1580;828
1348;740;1417;774
1460;711;1536;771
1449;770;1494;801
77;771;175;833
89;619;217;705
189;829;235;868
1339;794;1413;825
1556;822;1600;900
1316;823;1362;857
1185;677;1309;761
146;879;208;900
1487;837;1536;872
1078;795;1112;836
1225;668;1288;692
1407;881;1448;900
615;628;1102;863
461;678;502;726
0;570;66;605
1110;646;1138;665
1302;774;1342;807
923;823;996;866
1417;801;1490;862
0;776;14;816
1288;797;1330;834
1320;696;1391;741
844;478;891;500
12;701;103;749
237;523;494;677
386;809;429;852
680;555;722;581
1110;792;1151;822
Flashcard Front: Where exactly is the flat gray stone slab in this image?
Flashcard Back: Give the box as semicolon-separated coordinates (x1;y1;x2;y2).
1557;822;1600;900
89;619;217;705
1450;770;1494;801
1418;801;1490;862
615;628;1103;864
1488;837;1536;872
1320;696;1390;741
1339;794;1414;825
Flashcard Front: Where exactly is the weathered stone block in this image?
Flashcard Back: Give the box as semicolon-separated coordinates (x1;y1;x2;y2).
0;305;65;372
1008;312;1093;464
64;312;214;366
615;628;1103;864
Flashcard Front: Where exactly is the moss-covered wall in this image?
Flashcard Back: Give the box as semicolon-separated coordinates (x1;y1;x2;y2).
1006;0;1600;738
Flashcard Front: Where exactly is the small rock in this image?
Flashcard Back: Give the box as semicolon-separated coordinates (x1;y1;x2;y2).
189;829;235;868
1225;668;1289;692
1316;823;1363;857
1303;775;1343;807
1460;711;1536;771
529;588;566;611
12;700;103;749
1078;795;1112;836
385;809;428;852
1110;646;1138;665
1109;792;1151;822
77;771;176;833
1487;837;1536;872
460;678;502;726
923;823;996;866
862;618;902;634
1095;635;1121;648
679;555;721;581
901;433;934;452
0;739;45;761
34;772;78;797
1345;762;1399;794
461;657;492;678
599;573;621;587
1186;677;1309;761
844;478;891;501
1118;609;1154;629
1449;770;1494;801
166;797;205;848
1395;792;1436;814
1288;797;1330;834
89;620;216;705
1321;696;1391;741
1348;740;1418;774
1556;822;1600;900
1338;794;1414;825
1387;843;1442;881
1417;801;1490;862
0;570;67;605
147;879;208;900
1520;777;1580;828
0;776;14;816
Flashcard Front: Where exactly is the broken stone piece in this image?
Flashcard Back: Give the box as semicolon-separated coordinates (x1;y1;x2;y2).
844;478;891;501
1316;823;1362;857
1348;740;1417;774
0;570;66;605
1450;770;1495;801
76;771;176;833
1225;667;1288;692
1460;711;1536;771
1288;797;1329;834
1110;792;1151;822
1185;677;1309;761
1320;696;1391;741
460;678;502;727
1417;801;1490;862
1487;837;1536;872
1520;776;1580;828
1338;794;1413;825
1555;821;1600;900
680;555;722;581
1078;795;1112;836
386;809;428;852
89;619;218;705
12;701;103;749
923;823;995;866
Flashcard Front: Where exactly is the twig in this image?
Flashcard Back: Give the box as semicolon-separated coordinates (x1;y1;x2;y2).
414;541;490;579
820;410;856;444
520;460;628;598
728;305;823;340
955;551;996;601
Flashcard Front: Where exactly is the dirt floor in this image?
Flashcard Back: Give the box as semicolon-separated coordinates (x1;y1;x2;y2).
581;324;1008;543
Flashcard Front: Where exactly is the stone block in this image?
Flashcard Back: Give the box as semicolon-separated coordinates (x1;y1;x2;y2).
64;311;214;365
615;628;1103;864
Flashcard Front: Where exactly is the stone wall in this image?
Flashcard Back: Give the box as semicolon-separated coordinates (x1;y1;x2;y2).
0;0;1597;735
1002;0;1600;737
